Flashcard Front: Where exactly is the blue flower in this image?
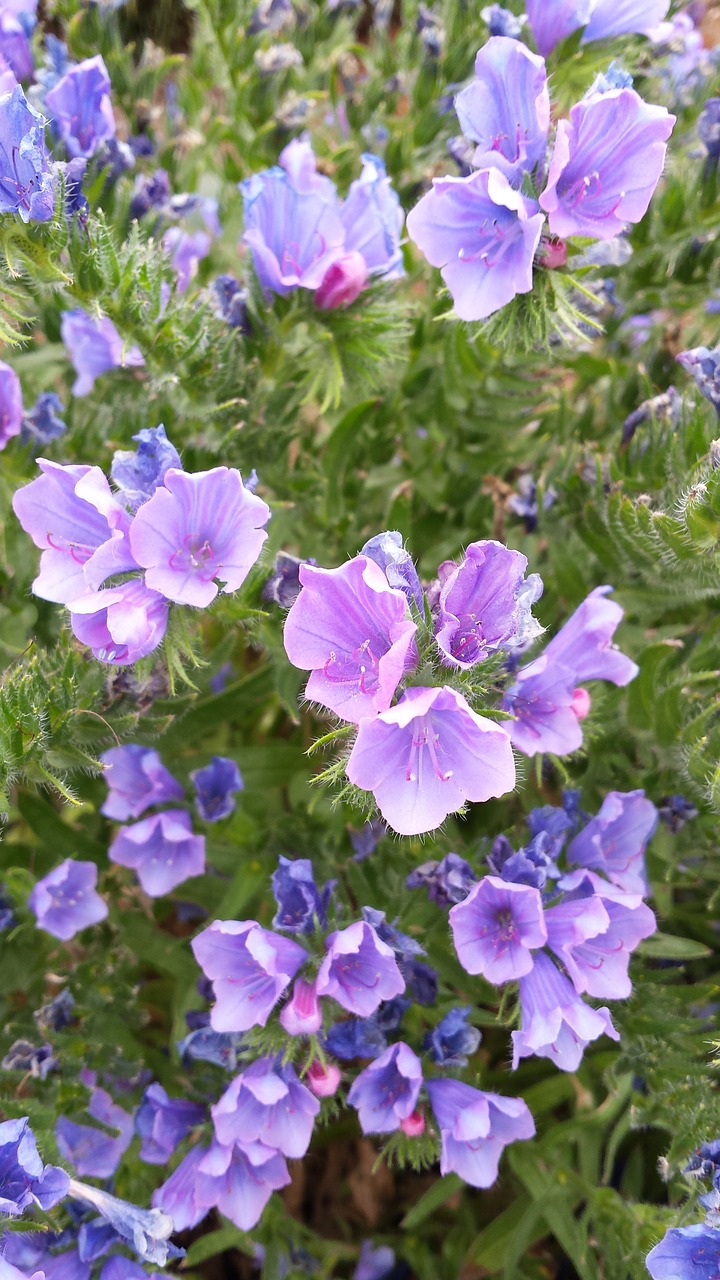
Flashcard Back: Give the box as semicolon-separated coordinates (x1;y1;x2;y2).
406;852;476;906
135;1083;205;1165
177;1025;246;1070
646;1223;720;1279
45;55;116;159
34;988;75;1032
21;392;67;448
677;345;720;415
191;755;244;823
324;1017;387;1060
110;425;182;511
272;854;333;932
425;1007;481;1067
67;1179;182;1267
0;1117;69;1215
360;531;422;611
0;85;55;222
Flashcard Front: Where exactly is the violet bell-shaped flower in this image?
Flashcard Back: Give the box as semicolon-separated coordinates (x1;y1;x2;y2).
425;1006;482;1067
56;1077;133;1179
211;1056;320;1158
315;251;368;309
100;744;183;820
191;756;244;822
434;540;543;667
345;684;516;837
360;530;423;612
511;950;619;1072
69;579;169;666
279;977;322;1035
646;1224;720;1280
0;85;55;223
109;811;206;897
283;555;418;724
347;1042;423;1134
128;467;270;608
426;1079;534;1188
406;167;545;322
339;152;405;280
545;887;656;999
539;89;675;242
0;1117;69;1215
110;425;182;511
194;1140;291;1232
45;56;116;159
271;855;333;933
450;876;548;983
454;38;550;183
0;359;22;450
135;1083;205;1165
66;1179;176;1267
316;920;406;1017
28;859;108;940
191;919;307;1031
525;0;670;57
61;310;145;397
563;789;658;895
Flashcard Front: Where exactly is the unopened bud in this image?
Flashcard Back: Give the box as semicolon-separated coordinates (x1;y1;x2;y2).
572;687;591;721
315;251;368;310
400;1108;425;1137
307;1059;342;1097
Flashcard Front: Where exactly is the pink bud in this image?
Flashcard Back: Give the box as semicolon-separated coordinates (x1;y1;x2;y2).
314;251;368;310
400;1107;425;1137
307;1059;342;1097
279;978;322;1036
539;237;567;270
572;687;591;721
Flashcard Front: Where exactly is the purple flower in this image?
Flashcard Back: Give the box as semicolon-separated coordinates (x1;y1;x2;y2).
434;540;543;668
21;392;67;448
324;1016;387;1059
110;425;182;511
129;169;171;220
316;920;405;1017
345;685;516;837
426;1079;534;1188
35;987;75;1032
56;1080;133;1179
28;859;108;940
2;1039;57;1080
546;889;656;998
0;11;32;81
163;227;211;293
565;789;657;895
240;152;344;299
191;919;307;1031
151;1144;207;1232
283;555;418;724
100;745;183;820
347;1042;422;1134
271;855;333;933
12;459;139;606
128;466;270;608
425;1007;481;1067
646;1224;720;1279
135;1084;205;1164
66;1179;176;1267
0;1117;69;1215
360;530;423;613
279;977;322;1035
406;168;545;321
0;359;22;450
659;794;698;832
69;579;169;665
677;346;720;414
194;1140;291;1232
526;0;669;56
503;656;582;757
212;1056;320;1158
406;852;476;906
212;274;250;331
354;1241;397;1280
539;90;675;242
45;56;116;159
482;5;524;38
61;310;145;397
511;951;619;1072
450;876;547;983
0;85;55;222
349;816;387;861
190;756;244;822
109;811;206;897
454;38;550;182
339;153;405;280
177;1026;244;1071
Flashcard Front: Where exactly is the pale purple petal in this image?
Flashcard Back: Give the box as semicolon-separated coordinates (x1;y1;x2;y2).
449;876;547;983
191;920;307;1032
109;811;206;897
454;38;550;182
511;950;619;1071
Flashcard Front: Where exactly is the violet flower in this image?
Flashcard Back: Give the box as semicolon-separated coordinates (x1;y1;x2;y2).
211;1056;320;1158
360;530;423;612
454;37;550;183
110;425;182;511
564;789;657;895
0;1117;69;1215
345;685;516;837
45;56;116;159
272;855;333;933
339;153;405;280
109;811;206;897
347;1042;423;1134
482;4;524;37
191;919;307;1031
324;1016;387;1060
66;1179;176;1267
163;226;211;293
0;84;55;222
406;852;477;906
151;1144;207;1232
0;359;22;450
525;0;670;57
406;166;544;321
61;310;145;397
425;1006;481;1067
449;876;547;983
0;11;32;82
646;1225;720;1280
194;1140;291;1232
316;920;405;1017
283;555;418;723
546;889;656;999
128;466;270;608
28;860;108;940
135;1084;205;1164
190;756;244;823
434;540;543;667
100;744;183;820
677;345;720;415
69;579;170;666
20;392;67;448
511;950;619;1072
56;1080;133;1180
539;90;675;242
426;1079;535;1188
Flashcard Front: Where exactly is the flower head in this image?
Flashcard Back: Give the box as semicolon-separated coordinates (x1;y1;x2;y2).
67;1179;175;1267
129;467;270;608
45;56;116;159
109;811;205;897
283;555;418;723
240;158;344;298
425;1006;482;1067
406;852;477;906
194;1140;291;1232
212;1056;320;1158
426;1079;534;1188
339;153;405;280
0;85;55;222
526;0;669;56
135;1084;205;1165
100;745;183;820
271;855;333;933
450;876;547;983
69;579;169;665
316;920;405;1017
346;685;516;836
677;345;720;415
564;789;657;895
0;1117;69;1215
110;426;182;511
191;919;307;1031
646;1223;720;1280
191;756;244;822
56;1079;133;1179
279;977;322;1035
434;540;543;668
454;38;549;182
61;310;145;397
545;887;655;999
21;392;67;448
511;950;619;1071
28;860;108;940
347;1042;423;1134
360;530;423;612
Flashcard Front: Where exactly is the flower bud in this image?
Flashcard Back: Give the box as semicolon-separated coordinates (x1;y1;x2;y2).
314;251;368;310
400;1108;425;1137
572;687;591;721
306;1059;342;1097
279;978;322;1036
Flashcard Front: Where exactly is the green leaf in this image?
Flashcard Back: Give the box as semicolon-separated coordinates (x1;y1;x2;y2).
637;932;712;960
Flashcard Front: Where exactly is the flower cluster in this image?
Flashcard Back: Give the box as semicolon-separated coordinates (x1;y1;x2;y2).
406;36;675;320
241;136;404;309
282;531;637;834
12;428;270;664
